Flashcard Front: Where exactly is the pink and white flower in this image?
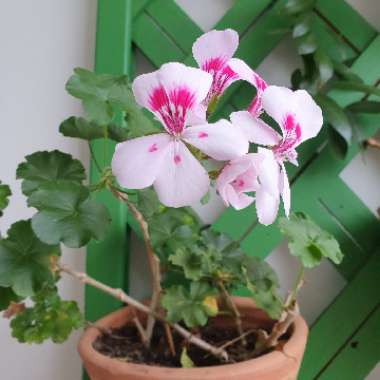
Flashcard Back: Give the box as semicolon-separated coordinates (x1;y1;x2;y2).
111;62;249;208
216;153;263;210
192;29;267;116
231;86;323;224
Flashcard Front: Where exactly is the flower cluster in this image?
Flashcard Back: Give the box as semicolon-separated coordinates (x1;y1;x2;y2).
112;29;323;225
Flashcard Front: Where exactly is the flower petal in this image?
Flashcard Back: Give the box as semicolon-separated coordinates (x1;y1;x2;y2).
257;148;281;195
132;63;212;134
225;185;254;210
182;119;249;161
280;163;291;217
255;189;280;226
230;111;281;145
262;86;323;144
153;140;209;207
112;133;171;189
228;58;267;115
192;29;239;69
293;89;323;142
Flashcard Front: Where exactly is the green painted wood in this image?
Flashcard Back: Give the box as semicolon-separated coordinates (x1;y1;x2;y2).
299;251;380;379
316;305;380;380
213;35;380;280
315;0;377;52
86;0;132;322
146;0;203;53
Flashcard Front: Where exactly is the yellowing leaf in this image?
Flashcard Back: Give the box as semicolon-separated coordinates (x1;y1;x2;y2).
180;348;194;368
202;296;218;316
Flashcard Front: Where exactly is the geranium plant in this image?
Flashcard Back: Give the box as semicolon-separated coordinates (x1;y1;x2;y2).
0;29;344;374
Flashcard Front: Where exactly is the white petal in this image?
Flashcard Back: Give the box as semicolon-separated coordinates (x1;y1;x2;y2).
262;86;323;144
255;189;280;226
111;134;171;189
182;120;249;161
153;140;209;207
192;29;239;69
132;63;212;132
225;186;254;210
281;163;291;217
228;58;267;90
230;111;281;145
262;86;295;130
293;89;323;142
257;147;281;198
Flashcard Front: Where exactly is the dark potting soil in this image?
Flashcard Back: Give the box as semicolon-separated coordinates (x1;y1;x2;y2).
93;322;279;368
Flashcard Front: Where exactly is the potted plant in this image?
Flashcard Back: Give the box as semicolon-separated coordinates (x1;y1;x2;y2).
0;29;344;380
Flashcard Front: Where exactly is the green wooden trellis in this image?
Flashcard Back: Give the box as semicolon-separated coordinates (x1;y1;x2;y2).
86;1;380;379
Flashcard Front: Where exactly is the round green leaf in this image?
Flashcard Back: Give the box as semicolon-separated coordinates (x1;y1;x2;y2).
28;182;111;248
0;286;20;311
0;220;59;297
16;150;86;196
0;181;11;216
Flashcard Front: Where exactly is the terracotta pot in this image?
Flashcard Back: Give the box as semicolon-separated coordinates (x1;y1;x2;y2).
78;297;308;380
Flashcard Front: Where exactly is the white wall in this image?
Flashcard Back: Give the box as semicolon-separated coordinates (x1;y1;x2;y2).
0;1;96;379
0;0;379;379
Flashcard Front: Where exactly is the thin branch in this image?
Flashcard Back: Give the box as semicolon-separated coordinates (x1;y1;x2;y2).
164;323;176;357
109;186;162;346
88;143;102;173
58;262;228;361
218;281;246;346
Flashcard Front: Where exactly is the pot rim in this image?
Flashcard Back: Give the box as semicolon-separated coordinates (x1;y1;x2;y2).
78;297;308;378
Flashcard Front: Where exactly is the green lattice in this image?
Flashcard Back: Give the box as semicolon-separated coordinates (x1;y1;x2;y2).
86;1;380;379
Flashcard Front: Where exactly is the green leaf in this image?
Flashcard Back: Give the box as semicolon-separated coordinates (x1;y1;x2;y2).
66;68;157;136
330;80;380;97
279;212;344;268
314;49;333;84
0;287;20;311
243;257;279;292
292;15;311;38
180;348;194;368
169;248;206;281
16;151;86;196
0;182;11;217
333;61;364;83
161;282;217;328
135;188;161;220
200;191;210;205
291;69;304;90
59;116;129;142
328;127;349;159
28;182;110;248
315;95;352;155
295;32;317;55
346;101;380;114
11;286;83;344
0;220;59;297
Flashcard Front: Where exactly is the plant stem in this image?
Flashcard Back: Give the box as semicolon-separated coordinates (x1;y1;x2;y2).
109;187;162;346
286;264;305;309
218;281;246;346
88;143;102;174
58;262;228;361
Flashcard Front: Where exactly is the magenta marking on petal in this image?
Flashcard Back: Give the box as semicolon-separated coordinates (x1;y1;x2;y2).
174;154;181;165
148;143;158;152
273;113;301;163
198;131;208;138
148;85;195;135
202;58;239;102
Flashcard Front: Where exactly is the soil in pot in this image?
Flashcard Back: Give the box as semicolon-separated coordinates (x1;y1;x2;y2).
93;321;290;367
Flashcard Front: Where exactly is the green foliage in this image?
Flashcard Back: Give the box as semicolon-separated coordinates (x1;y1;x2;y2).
161;282;217;328
16;150;86;196
0;287;20;311
0;181;11;217
279;212;344;268
65;68;157;138
60;116;130;143
28;181;110;248
11;286;83;344
283;0;380;157
346;100;380;114
0;220;59;297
